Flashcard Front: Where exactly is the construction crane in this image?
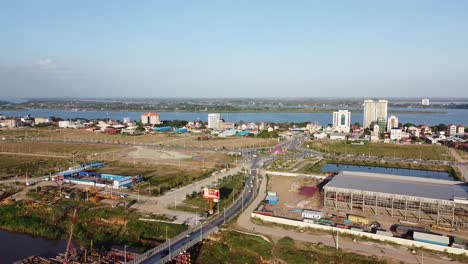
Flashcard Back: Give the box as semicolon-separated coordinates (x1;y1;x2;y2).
64;207;78;264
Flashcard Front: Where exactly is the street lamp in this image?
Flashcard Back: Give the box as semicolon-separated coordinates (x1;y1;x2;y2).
124;245;127;264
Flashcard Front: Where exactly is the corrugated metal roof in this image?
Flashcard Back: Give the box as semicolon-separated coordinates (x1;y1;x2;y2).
324;171;468;201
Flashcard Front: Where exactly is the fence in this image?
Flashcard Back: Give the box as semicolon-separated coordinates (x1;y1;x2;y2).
251;213;468;255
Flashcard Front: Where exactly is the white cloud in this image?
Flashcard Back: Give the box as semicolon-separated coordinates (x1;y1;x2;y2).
33;58;54;70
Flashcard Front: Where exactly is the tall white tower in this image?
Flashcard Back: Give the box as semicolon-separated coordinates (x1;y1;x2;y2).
207;113;221;129
332;110;351;133
363;100;388;129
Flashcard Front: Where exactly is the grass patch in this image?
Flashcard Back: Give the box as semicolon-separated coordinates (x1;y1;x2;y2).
170;172;246;213
96;161;214;196
276;237;388;264
0;198;187;251
196;230;272;264
304;141;452;161
0;154;75;179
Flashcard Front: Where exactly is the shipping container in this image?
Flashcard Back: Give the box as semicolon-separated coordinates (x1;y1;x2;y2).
318;218;334;226
413;232;449;247
254;211;273;216
302;210;323;220
335;224;348;229
347;214;369;225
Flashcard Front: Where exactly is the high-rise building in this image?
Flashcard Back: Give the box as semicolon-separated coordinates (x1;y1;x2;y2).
362;100;388;129
141;112;161;125
387;115;399;132
422;98;430;106
332;110;351;133
377;118;386;133
208;113;221;129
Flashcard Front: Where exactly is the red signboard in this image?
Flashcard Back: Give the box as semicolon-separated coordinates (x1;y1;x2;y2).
202;188;220;200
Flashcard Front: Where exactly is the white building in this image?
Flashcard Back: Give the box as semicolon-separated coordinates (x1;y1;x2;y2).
313;132;327;140
207;113;221;129
458;126;465;134
141;112;161;125
390;128;402;141
387;115;399;132
363;100;388;129
332;110;351;133
302;210;323;220
0;119;17;128
34;117;50;125
330;133;347;140
58;120;70;128
422;98;430;106
447;124;457;136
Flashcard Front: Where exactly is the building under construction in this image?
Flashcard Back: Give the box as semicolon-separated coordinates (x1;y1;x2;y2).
323;171;468;228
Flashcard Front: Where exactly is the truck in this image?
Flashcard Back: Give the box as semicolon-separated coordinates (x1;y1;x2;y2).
412;232;449;247
347;214;369;225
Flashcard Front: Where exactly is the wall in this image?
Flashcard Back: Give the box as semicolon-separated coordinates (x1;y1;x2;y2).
251;213;468;255
263;170;327;180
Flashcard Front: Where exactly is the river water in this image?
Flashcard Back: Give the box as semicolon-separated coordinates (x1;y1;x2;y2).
321;164;453;180
1;108;467;126
0;230;66;263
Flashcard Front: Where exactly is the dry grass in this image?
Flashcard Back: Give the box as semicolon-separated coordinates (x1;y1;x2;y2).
1;128;277;150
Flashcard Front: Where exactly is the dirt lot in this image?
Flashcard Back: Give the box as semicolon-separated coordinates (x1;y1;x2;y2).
267;176;323;219
0;128;277;150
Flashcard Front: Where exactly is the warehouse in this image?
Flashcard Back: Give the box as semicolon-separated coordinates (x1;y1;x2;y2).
323;171;468;228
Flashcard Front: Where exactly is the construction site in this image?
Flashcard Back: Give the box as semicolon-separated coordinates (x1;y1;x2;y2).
323;171;468;228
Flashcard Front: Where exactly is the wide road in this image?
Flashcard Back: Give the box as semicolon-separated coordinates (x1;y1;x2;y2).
138;157;264;264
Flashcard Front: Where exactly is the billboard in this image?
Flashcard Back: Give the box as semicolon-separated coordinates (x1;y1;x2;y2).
202;187;220;201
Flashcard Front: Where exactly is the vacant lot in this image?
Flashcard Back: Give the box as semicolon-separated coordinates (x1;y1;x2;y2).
0;154;75;179
95;160;217;195
268;175;322;219
197;230;272;264
0;140;124;157
305;141;451;161
0;128;277;150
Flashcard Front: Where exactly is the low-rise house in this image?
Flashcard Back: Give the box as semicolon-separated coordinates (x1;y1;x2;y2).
458;125;465;134
313;132;327;140
390;128;402;141
0;118;18;128
330;133;347;140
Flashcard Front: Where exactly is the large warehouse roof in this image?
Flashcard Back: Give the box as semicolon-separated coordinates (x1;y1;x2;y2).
324;171;468;202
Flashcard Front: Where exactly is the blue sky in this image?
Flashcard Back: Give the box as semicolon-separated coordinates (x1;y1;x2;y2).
1;1;467;98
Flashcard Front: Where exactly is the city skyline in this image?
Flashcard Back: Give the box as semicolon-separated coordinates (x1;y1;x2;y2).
1;1;467;98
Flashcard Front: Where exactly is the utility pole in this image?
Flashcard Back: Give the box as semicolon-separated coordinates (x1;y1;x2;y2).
336;231;339;249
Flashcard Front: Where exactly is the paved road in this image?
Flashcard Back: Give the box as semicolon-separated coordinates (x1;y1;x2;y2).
234;171;465;264
137;157;264;263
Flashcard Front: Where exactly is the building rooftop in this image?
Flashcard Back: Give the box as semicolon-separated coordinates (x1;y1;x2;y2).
324;171;468;202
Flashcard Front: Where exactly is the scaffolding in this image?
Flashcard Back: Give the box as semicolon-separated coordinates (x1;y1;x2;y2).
324;187;468;228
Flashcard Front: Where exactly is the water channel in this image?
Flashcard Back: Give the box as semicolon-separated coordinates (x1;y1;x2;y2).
0;230;66;263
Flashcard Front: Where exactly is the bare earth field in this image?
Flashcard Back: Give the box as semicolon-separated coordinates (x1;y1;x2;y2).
0;128;278;150
267;176;323;219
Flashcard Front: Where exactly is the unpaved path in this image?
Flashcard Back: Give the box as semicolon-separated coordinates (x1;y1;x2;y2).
234;173;465;264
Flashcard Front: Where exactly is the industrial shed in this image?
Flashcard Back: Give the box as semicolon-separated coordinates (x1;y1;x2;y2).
323;171;468;228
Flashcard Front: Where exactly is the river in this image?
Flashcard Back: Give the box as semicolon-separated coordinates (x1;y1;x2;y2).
321;164;453;180
1;108;467;126
0;230;66;263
